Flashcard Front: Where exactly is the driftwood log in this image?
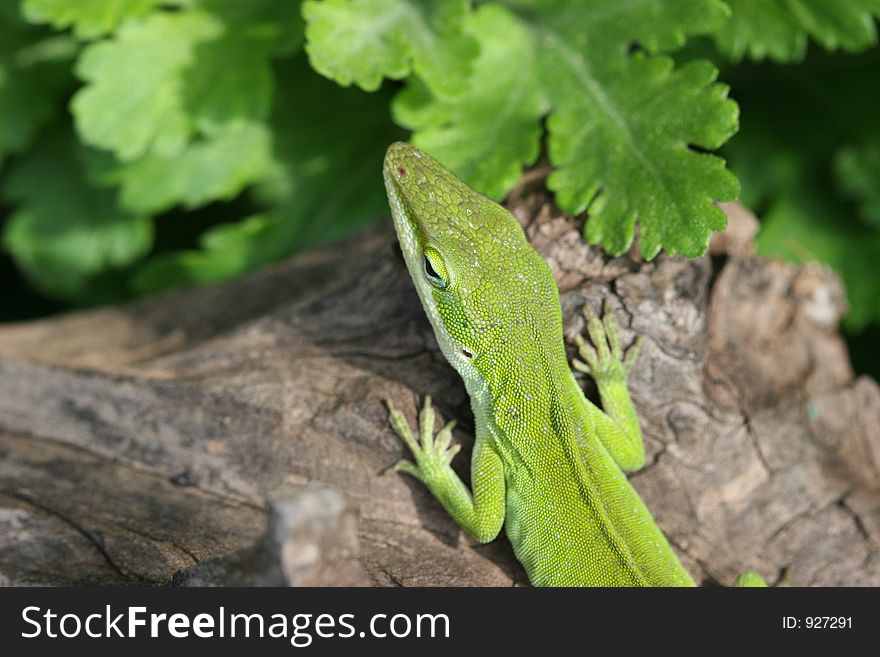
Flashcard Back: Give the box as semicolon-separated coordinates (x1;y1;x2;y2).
1;174;879;586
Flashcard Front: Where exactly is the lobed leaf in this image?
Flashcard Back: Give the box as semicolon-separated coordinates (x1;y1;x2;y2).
132;213;278;292
392;4;546;199
72;10;222;161
72;2;301;215
542;51;738;258
506;0;730;55
22;0;169;38
303;0;477;96
2;130;151;301
717;0;880;62
97;121;273;215
381;1;739;257
133;55;402;293
0;0;75;167
527;1;738;258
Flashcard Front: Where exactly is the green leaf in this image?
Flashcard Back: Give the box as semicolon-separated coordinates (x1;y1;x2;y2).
393;4;546;200
180;32;274;133
22;0;168;38
259;57;405;247
72;9;223;161
835;142;880;228
73;2;302;214
2;130;151;301
531;1;738;258
96;121;273;214
388;1;737;258
303;0;477;96
305;0;738;258
132;214;278;291
726;50;880;329
0;0;75;167
197;0;304;56
183;1;304;131
544;53;738;258
507;0;730;54
717;0;880;62
133;55;403;293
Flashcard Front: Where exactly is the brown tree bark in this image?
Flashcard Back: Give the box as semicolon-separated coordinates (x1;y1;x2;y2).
1;176;878;586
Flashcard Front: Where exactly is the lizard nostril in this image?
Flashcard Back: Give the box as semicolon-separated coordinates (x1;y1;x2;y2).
398;167;407;177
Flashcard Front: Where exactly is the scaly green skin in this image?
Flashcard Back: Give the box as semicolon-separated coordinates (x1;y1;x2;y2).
383;142;765;587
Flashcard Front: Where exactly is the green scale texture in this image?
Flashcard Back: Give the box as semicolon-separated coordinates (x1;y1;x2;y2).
383;141;700;586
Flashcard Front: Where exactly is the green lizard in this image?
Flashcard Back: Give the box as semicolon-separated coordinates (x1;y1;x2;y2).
383;141;766;587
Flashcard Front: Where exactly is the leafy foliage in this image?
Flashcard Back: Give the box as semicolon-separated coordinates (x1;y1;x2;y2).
329;0;737;258
22;0;167;38
3;129;151;300
1;0;880;351
0;0;74;167
716;0;880;62
132;55;401;293
391;4;545;201
722;51;880;330
72;10;224;161
303;0;476;96
835;141;880;228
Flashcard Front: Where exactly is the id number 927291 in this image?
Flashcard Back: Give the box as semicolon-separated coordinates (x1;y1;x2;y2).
782;616;852;629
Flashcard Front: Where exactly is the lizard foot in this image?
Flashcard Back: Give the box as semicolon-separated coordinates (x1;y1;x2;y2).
572;299;644;384
734;570;769;587
384;396;459;482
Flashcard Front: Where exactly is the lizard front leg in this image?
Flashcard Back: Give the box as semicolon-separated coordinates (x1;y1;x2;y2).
573;304;771;587
572;300;646;472
385;396;506;544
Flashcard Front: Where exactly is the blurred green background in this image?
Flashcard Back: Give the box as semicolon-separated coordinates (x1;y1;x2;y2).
1;1;879;376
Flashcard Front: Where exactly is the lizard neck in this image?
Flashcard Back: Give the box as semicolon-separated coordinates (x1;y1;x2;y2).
474;326;580;469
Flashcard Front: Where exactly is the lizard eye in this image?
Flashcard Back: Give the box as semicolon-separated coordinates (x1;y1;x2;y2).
423;248;449;289
424;255;440;279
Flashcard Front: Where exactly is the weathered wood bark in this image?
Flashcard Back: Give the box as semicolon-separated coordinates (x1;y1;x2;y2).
1;175;878;586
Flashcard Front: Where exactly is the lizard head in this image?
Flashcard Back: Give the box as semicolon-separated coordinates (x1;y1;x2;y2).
383;142;564;391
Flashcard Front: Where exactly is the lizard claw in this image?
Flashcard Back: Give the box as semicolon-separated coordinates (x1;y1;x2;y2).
571;300;643;383
385;397;461;480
